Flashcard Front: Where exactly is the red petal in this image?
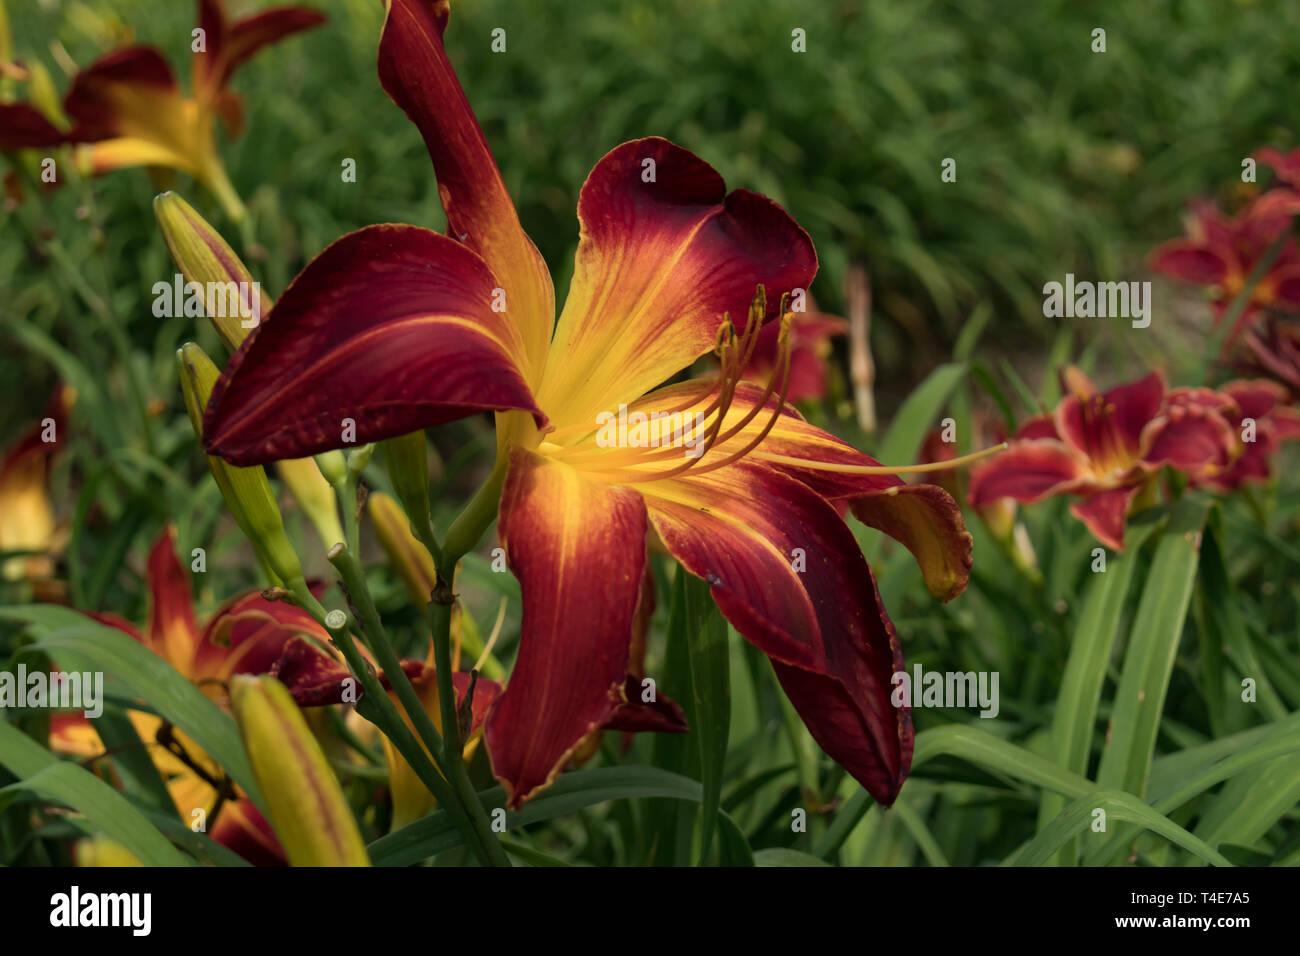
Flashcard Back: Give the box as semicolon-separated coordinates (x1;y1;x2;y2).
967;439;1089;505
1055;370;1165;469
1015;414;1059;441
1258;147;1300;188
1220;379;1284;422
1150;239;1229;286
0;103;65;150
610;380;972;602
378;0;554;382
1069;485;1140;551
203;225;545;465
224;5;325;83
536;138;817;432
145;526;202;674
193;1;325;98
602;676;689;733
209;798;286;866
63;47;177;142
643;461;911;805
1143;402;1236;473
195;590;330;684
270;635;353;706
485;449;648;807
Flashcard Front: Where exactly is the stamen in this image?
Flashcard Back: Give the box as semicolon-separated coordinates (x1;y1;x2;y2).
584;304;795;484
549;287;1008;487
756;443;1008;475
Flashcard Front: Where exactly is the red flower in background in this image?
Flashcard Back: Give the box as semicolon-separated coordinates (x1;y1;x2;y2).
968;368;1234;549
0;1;324;216
1179;380;1300;492
740;299;847;402
1150;199;1300;341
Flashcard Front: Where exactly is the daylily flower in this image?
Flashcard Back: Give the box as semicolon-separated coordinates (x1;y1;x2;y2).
0;386;74;600
51;525;332;866
968;368;1235;550
60;0;325;219
198;0;973;808
1150;199;1300;340
740;297;847;402
1179;380;1300;492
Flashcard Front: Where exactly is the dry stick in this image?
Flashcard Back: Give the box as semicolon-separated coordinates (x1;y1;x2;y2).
846;264;877;434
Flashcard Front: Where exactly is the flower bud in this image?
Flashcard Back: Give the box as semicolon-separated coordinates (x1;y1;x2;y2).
276;457;345;550
230;675;370;866
177;343;304;585
383;431;431;539
154;191;268;351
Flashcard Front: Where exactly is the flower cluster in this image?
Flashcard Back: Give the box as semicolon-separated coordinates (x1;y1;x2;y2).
969;367;1300;549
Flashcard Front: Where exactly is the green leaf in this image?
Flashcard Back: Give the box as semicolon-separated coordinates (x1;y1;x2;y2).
369;766;731;867
1193;751;1300;852
1096;498;1209;798
1197;510;1286;723
912;725;1094;798
0;606;264;812
1038;523;1155;864
676;570;731;865
1010;791;1230;867
0;721;190;866
812;789;872;860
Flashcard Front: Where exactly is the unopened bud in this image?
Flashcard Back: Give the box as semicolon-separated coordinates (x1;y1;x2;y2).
177;342;303;586
154;192;269;351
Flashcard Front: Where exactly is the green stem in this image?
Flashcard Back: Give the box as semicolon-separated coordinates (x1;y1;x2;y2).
327;547;510;867
429;572;511;867
329;545;448;772
284;577;494;865
443;456;508;565
335;473;362;558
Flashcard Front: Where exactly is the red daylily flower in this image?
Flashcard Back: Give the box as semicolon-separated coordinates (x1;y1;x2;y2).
1150;198;1300;340
968;368;1234;550
200;0;972;808
57;0;324;216
740;298;848;402
51;526;332;865
1179;380;1300;492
